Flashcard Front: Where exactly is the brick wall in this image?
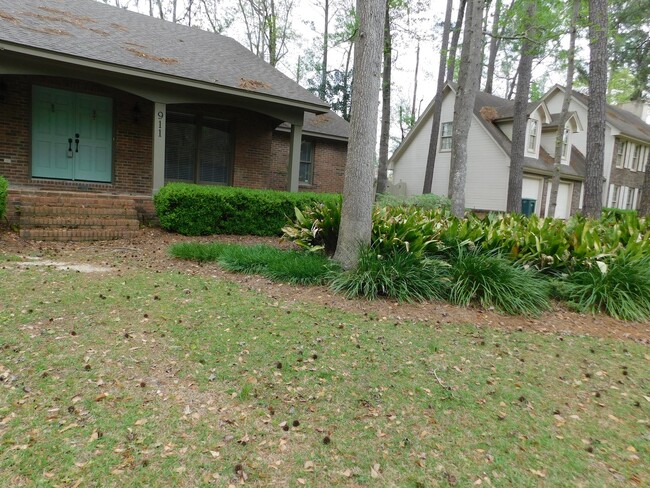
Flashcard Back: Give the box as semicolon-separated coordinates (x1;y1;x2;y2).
270;132;347;193
0;75;153;194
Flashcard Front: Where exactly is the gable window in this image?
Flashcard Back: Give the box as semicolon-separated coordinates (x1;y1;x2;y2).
165;112;233;185
632;145;640;171
527;119;538;152
561;127;570;161
299;141;314;184
440;122;453;151
616;140;626;168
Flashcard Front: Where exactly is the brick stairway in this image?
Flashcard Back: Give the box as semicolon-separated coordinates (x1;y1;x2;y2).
10;190;141;241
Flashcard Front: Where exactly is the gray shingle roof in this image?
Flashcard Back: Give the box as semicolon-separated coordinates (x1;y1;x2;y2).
0;0;329;111
278;112;350;140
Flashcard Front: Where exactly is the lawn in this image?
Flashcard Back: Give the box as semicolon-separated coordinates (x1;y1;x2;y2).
0;255;648;487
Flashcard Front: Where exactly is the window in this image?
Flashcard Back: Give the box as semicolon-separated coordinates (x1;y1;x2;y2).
625;187;634;209
616;140;626;168
440;122;453;151
609;184;621;208
165;113;233;185
632;145;640;171
299;141;314;184
527;119;538;152
561;127;570;160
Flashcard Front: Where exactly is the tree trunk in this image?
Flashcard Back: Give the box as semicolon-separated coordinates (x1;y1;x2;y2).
320;0;330;100
639;151;650;216
583;0;608;219
446;0;468;82
333;0;386;270
341;43;353;121
268;0;278;66
547;0;579;218
422;0;453;194
484;0;501;94
448;0;485;218
506;0;537;214
376;0;392;195
411;41;420;123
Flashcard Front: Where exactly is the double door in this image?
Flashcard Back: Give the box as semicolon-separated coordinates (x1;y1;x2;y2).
32;86;113;182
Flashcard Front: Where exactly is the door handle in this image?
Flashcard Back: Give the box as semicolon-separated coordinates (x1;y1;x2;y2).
67;138;73;158
75;134;80;153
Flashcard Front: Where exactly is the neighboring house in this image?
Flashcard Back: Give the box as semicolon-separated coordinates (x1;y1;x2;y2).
0;0;348;222
390;83;585;218
541;86;650;212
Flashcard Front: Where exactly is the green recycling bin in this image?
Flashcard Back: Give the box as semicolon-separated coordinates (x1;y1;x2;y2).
521;198;536;216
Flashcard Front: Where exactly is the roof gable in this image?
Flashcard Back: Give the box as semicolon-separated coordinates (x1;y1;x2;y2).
0;0;328;111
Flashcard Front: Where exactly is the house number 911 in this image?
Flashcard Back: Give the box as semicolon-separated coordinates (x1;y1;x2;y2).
157;111;164;138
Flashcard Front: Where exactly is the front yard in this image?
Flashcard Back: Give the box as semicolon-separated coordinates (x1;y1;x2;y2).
0;230;648;486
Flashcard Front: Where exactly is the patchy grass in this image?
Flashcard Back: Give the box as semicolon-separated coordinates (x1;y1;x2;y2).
0;263;648;487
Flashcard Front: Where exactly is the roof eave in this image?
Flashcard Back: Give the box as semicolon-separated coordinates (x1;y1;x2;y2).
0;41;330;113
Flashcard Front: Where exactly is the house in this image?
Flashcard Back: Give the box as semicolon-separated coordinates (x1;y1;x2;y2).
390;83;650;218
0;0;348;239
540;86;650;211
390;83;585;218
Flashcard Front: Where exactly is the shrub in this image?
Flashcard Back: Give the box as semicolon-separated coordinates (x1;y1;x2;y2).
376;193;451;211
555;253;650;321
330;246;450;302
154;183;340;236
0;175;7;221
448;247;551;316
281;199;341;255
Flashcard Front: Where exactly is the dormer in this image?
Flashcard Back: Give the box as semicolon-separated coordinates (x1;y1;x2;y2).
524;102;552;158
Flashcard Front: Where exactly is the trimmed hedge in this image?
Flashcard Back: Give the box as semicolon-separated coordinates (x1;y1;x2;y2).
0;176;7;221
154;183;341;236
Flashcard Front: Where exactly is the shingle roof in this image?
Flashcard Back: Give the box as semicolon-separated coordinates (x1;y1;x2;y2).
278;112;350;140
0;0;329;111
548;86;650;144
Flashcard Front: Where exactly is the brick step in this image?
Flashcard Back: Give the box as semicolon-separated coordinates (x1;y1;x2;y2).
19;228;140;242
18;205;138;218
20;216;140;230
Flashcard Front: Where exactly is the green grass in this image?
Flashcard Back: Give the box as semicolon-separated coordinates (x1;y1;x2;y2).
0;260;648;486
170;242;335;285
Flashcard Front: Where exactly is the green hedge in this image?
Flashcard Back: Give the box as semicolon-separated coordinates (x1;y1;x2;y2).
154;183;341;236
0;176;7;221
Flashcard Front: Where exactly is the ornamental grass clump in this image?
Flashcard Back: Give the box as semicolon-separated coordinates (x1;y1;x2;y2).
330;246;450;302
448;247;551;316
555;253;650;321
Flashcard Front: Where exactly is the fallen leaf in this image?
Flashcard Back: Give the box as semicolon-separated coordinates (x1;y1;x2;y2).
304;460;315;472
297;479;306;485
95;392;108;402
134;419;148;426
530;469;546;478
341;469;352;477
370;463;381;478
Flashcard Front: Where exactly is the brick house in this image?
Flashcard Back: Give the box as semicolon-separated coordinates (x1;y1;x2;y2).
0;0;348;239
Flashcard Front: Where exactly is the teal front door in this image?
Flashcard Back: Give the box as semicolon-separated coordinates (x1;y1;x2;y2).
32;86;113;183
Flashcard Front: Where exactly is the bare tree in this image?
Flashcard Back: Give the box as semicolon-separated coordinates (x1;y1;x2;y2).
505;0;538;213
334;0;386;269
237;0;295;66
448;0;485;217
483;0;501;94
422;0;453;194
583;0;608;218
547;0;579;218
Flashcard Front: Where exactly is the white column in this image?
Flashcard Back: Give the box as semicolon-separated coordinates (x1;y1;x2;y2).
152;103;166;193
287;123;303;192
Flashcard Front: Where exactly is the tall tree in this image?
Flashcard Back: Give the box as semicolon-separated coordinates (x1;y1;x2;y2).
422;0;453;194
237;0;295;67
318;0;331;100
334;0;386;269
583;0;609;218
547;0;579;218
483;0;502;94
376;0;392;195
505;0;538;214
448;0;485;217
639;152;650;216
446;0;468;82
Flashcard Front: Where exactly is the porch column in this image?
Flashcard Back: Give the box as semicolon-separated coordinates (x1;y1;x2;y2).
287;123;303;192
152;103;167;193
